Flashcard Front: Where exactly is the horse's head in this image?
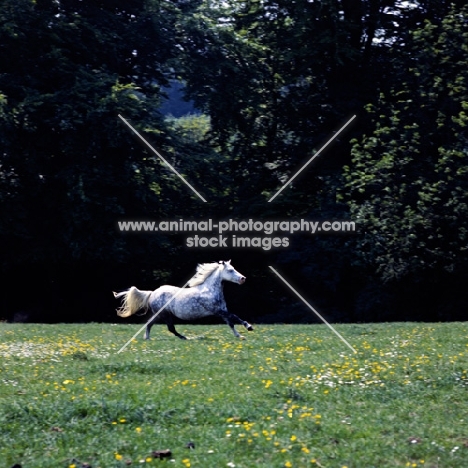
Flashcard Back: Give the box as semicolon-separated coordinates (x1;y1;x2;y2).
219;260;246;285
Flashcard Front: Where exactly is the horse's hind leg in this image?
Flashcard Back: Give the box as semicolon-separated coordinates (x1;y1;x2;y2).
145;306;166;340
145;309;163;340
167;322;187;340
145;320;154;340
166;314;187;340
145;310;187;340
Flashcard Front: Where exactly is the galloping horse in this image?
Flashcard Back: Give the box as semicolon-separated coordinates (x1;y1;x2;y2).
114;260;254;339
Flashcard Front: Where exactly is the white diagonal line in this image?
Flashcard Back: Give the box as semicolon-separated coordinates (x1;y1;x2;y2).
117;275;195;354
268;115;356;202
269;266;357;353
118;114;207;203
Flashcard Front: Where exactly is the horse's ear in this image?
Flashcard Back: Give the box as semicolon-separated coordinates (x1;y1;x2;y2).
226;259;231;264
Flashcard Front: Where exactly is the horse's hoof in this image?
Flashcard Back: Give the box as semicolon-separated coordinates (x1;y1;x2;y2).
239;335;246;340
247;325;254;331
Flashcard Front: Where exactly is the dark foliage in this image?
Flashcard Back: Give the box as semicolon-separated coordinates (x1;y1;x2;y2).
1;1;466;323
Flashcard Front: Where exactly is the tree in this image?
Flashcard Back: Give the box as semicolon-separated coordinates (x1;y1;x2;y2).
0;0;204;320
175;0;436;213
343;5;468;285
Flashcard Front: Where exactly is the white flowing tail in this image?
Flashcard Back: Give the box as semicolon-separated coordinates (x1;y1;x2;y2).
113;287;152;318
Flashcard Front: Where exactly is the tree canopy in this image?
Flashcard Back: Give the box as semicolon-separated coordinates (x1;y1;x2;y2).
344;6;468;282
1;0;467;322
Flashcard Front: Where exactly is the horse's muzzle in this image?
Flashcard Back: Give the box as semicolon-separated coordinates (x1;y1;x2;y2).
239;276;246;284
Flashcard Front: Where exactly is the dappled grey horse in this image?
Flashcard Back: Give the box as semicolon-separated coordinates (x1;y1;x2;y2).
114;260;253;339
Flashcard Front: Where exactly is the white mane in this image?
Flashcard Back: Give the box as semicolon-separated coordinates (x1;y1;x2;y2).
188;262;220;287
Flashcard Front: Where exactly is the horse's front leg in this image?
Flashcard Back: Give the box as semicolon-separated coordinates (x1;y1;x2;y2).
217;310;254;339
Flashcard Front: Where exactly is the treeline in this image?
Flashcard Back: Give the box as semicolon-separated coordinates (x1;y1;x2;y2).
0;0;467;323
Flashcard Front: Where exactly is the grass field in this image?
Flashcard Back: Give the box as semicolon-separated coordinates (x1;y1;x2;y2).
0;322;467;468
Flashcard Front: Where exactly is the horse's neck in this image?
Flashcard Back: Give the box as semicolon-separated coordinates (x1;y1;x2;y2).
204;268;222;287
196;268;226;309
202;268;224;295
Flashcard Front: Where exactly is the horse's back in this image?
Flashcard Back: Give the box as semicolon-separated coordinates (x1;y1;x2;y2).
148;285;180;310
174;285;226;320
148;278;227;321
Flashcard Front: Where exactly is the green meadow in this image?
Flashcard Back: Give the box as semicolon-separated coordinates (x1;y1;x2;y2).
0;322;467;468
